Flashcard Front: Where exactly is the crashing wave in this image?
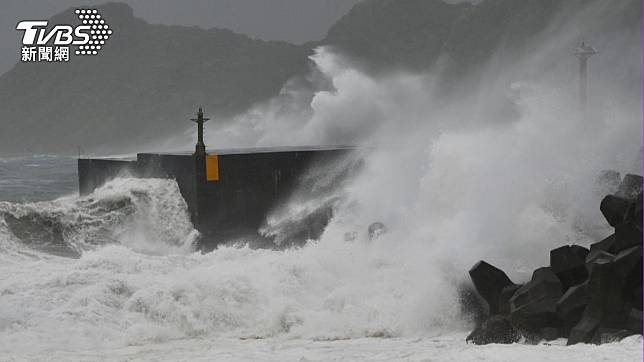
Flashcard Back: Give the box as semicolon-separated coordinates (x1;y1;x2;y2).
0;177;198;257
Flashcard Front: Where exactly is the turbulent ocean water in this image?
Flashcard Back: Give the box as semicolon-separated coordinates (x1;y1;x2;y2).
0;156;641;361
1;3;642;356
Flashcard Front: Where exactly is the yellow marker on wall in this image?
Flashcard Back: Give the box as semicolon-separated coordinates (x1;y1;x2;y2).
206;154;219;181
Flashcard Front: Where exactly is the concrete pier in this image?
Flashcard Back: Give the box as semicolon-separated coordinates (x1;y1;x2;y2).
78;146;352;250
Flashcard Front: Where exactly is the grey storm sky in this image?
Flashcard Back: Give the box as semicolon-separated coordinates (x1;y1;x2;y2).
0;0;363;76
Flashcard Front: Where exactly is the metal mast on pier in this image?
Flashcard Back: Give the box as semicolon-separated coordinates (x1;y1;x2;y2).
191;107;210;156
573;41;598;113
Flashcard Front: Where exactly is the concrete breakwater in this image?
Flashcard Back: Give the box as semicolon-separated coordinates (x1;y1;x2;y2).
466;174;642;345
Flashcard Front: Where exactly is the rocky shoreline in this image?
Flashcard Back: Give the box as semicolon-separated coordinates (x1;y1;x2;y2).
466;174;642;345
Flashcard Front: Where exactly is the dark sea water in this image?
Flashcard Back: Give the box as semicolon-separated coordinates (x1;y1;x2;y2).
0;155;78;202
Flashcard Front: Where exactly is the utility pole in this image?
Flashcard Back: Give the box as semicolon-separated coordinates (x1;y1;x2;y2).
573;41;598;114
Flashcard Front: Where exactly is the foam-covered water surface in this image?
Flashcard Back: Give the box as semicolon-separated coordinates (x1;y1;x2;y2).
0;173;640;360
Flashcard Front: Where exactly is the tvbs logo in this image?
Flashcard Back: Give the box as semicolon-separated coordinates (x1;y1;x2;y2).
17;9;112;62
